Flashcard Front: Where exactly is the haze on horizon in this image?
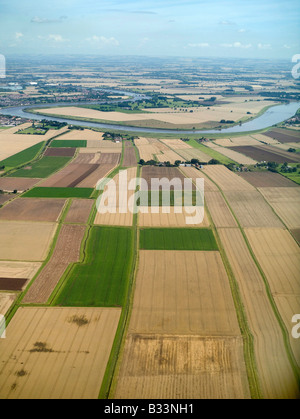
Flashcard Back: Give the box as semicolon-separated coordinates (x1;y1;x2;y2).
0;0;299;59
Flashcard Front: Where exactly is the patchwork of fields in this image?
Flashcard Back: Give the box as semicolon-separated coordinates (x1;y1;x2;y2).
0;125;299;400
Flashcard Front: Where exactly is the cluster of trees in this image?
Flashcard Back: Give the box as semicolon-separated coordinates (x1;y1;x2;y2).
138;158;220;167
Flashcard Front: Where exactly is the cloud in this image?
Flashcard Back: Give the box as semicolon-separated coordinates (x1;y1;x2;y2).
188;43;210;48
86;36;119;46
257;43;271;49
219;20;236;25
238;28;246;33
221;42;252;49
31;16;67;24
15;32;24;40
283;44;291;49
102;9;157;15
38;34;69;42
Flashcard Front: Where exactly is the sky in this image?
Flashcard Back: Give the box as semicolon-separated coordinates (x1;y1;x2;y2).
0;0;299;59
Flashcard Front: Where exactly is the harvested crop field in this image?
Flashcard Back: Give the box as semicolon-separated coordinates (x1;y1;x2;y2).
128;250;237;335
180;166;218;192
0;261;41;282
202;165;255;191
258;187;300;229
155;149;184;164
73;153;102;164
229;145;300;163
225;190;284;228
114;334;250;399
245;228;300;296
122;144;137;167
0;221;57;261
64;199;94;224
59;128;104;141
160;139;193;150
0;293;16;316
263;129;300;144
23;224;86;304
239;171;298;187
0;307;121;399
76;164;117;188
218;227;300;399
141;166;188;190
0;198;66;222
205;191;237;227
174;147;212;163
0;177;41;192
138;206;208;228
44;148;76;157
94;168;137;226
213;136;260;147
40;163;99;188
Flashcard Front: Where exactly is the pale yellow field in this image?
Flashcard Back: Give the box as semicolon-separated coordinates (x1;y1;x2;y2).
114;334;250;399
0;261;41;280
94;168;137;226
0;307;121;399
201;165;255;191
205;191;237;227
258;187;300;229
0;221;57;261
59;128;104;140
213;136;260;147
251;134;280;145
225;190;284;228
174;148;212;163
129;250;240;335
160;139;193;150
218;228;299;399
138;206;209;227
0;293;16;316
156;149;185;164
245;228;300;296
180;166;219;192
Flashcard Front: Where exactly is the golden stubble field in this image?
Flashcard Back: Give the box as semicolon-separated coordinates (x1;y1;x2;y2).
0;307;121;399
113;250;251;399
218;228;299;399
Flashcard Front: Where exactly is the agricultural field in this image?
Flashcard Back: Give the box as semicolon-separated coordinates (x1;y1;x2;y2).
22;187;94;199
64;199;94;224
0;142;45;171
54;226;134;307
205;191;237;228
262;129;300;144
0;307;121;399
7;156;72;178
201;165;255;191
229;145;300;163
0;261;41;292
139;228;217;250
0;293;16;316
50;139;87;148
0;198;66;222
0;177;41;192
0;221;57;261
122;142;137;167
44;147;76;157
23;224;87;304
239;171;298;188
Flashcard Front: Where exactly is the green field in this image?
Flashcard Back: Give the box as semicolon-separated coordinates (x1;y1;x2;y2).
8;156;72;178
16;127;47;135
139;227;218;250
188;139;235;164
0;142;45;170
22;187;94;198
50;139;87;148
54;226;134;306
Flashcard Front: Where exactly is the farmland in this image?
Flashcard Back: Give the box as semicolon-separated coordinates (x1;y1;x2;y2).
139;228;217;250
0;198;66;222
49;139;87;148
7;156;72;178
22;187;94;199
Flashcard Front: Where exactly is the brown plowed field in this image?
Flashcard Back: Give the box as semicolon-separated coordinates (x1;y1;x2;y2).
0;195;13;206
122;145;137;167
291;228;300;245
40;163;99;188
64;199;94;224
114;334;250;399
205;191;237;227
225;190;284;228
99;153;121;165
229;145;300;163
73;153;102;164
0;221;57;262
128;251;240;335
0;198;66;222
258;187;300;229
263;129;300;143
239;171;298;188
141;166;188;190
76;164;116;188
0;177;41;193
44;148;76;157
22;224;86;304
0;277;28;291
0;307;121;399
218;227;300;399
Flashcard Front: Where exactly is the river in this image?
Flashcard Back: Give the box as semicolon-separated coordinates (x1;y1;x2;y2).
0;92;299;135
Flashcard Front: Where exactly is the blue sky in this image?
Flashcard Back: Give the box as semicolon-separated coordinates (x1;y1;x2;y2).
0;0;299;58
